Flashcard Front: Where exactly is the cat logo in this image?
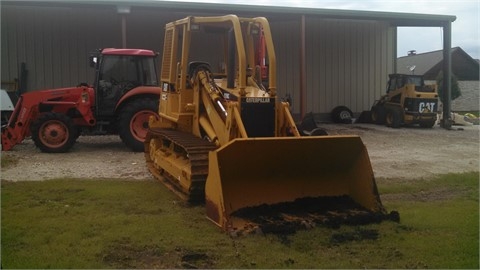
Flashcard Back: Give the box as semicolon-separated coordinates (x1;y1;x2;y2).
419;102;436;113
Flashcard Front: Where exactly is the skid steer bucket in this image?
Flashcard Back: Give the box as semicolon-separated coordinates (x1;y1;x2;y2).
205;135;387;233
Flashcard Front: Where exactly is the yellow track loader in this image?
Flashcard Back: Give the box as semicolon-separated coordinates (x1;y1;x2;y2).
145;15;396;234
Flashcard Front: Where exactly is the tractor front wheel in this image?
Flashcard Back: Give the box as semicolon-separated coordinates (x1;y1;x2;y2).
118;98;159;152
31;112;76;153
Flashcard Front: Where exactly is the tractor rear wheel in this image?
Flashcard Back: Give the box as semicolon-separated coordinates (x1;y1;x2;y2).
31;112;76;153
118;98;159;152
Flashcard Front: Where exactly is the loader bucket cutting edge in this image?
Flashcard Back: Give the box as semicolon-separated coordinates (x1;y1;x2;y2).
204;135;385;232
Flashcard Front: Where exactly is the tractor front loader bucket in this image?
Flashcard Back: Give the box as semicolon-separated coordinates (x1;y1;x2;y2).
205;135;389;234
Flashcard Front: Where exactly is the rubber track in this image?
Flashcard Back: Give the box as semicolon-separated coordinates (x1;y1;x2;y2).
145;128;218;203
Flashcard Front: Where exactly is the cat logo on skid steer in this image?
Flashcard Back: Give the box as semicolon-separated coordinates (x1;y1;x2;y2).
419;102;436;113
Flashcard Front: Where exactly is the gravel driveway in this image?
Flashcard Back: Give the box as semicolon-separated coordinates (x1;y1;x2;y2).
1;124;479;182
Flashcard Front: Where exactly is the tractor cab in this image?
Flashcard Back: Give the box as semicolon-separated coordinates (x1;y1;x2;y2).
90;48;159;117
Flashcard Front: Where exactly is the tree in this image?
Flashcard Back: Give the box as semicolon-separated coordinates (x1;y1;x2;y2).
436;71;461;103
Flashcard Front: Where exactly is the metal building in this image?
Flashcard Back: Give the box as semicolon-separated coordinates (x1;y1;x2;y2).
1;0;456;122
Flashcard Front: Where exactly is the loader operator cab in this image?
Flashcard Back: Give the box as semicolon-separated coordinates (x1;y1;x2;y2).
387;74;430;93
90;48;158;117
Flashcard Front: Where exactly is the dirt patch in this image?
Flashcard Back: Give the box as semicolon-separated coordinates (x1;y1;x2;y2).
381;186;473;202
101;239;167;269
180;251;215;269
330;228;380;244
323;124;479;181
101;238;215;269
1;135;151;181
1;124;478;183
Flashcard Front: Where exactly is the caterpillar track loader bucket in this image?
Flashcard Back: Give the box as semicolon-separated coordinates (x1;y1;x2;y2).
205;135;387;234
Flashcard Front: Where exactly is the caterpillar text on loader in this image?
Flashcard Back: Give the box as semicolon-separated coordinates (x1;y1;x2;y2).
371;74;439;128
145;15;398;234
1;48;161;152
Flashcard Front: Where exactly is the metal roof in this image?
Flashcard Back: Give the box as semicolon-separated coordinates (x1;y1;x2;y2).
3;0;456;26
397;47;480;80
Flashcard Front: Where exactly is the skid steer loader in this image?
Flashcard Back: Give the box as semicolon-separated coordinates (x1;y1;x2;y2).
145;15;397;234
371;74;439;128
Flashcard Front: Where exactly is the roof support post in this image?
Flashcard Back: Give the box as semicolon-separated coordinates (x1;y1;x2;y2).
117;5;131;48
121;15;127;48
441;21;452;129
300;15;306;119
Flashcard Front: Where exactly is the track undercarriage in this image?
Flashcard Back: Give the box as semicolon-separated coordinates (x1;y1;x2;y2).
145;128;217;203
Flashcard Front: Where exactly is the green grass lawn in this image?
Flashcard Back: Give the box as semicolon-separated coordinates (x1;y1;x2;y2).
1;172;478;269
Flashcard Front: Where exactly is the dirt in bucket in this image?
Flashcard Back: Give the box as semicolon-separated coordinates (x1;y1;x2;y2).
231;196;400;235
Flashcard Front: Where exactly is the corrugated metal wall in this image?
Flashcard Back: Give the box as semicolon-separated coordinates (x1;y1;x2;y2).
304;17;395;115
270;19;302;112
265;17;395;117
1;4;395;117
0;5;183;91
1;5;122;90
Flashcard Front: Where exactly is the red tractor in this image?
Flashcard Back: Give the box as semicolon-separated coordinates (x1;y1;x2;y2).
1;48;161;152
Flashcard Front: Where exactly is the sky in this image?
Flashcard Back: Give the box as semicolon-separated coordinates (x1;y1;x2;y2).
159;0;480;59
